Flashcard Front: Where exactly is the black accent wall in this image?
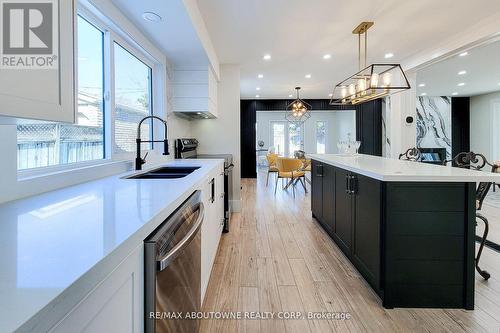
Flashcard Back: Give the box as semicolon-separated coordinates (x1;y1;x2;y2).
240;99;383;178
451;97;470;160
240;100;258;178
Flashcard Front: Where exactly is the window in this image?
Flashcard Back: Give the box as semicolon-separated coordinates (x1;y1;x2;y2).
16;9;159;171
17;16;105;170
113;42;153;154
316;121;326;154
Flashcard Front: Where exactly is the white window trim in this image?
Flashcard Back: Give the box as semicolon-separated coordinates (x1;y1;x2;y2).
17;3;165;177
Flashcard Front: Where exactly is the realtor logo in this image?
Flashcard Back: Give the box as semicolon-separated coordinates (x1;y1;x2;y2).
1;0;58;69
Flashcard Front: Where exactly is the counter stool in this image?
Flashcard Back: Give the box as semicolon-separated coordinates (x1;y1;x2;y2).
399;147;422;161
443;152;499;280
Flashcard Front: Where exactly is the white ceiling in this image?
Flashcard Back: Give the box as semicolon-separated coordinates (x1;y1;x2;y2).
111;0;208;68
416;40;500;97
196;0;500;99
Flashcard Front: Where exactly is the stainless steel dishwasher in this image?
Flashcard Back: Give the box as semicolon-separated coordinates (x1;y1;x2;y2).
145;191;204;333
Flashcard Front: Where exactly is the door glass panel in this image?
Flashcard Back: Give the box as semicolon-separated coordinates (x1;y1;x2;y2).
288;122;303;157
271;122;285;155
316;121;326;154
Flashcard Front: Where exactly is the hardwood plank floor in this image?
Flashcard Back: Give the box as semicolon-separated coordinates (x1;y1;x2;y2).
201;171;500;333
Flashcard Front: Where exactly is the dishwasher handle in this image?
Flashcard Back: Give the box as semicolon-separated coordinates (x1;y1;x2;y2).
157;203;204;271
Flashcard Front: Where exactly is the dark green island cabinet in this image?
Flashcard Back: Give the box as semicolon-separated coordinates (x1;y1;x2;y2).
311;158;477;309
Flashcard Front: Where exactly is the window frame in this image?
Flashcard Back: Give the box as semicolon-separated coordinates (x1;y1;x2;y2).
17;4;162;177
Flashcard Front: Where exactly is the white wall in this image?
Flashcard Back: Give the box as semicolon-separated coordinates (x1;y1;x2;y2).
470;90;500;161
256;110;356;155
191;65;241;212
386;71;418;159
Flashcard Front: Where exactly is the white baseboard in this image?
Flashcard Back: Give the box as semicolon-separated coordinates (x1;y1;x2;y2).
230;199;242;213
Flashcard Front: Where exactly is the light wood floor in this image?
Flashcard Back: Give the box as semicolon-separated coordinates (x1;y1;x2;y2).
200;172;500;333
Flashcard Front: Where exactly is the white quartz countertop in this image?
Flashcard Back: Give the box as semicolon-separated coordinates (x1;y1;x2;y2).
308;154;500;182
0;159;223;333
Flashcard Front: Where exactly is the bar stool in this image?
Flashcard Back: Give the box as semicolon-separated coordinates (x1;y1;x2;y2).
443;152;499;280
399;147;422;161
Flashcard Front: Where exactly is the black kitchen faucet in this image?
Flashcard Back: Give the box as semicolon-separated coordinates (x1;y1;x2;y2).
135;116;169;170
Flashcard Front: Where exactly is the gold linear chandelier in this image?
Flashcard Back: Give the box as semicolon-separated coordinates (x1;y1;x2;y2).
330;22;410;105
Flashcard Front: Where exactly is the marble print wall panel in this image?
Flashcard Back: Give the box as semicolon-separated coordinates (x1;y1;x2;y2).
381;97;391;157
416;96;452;159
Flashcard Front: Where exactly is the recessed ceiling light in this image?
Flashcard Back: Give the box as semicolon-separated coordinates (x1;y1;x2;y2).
418;83;425;87
328;93;333;97
196;112;202;115
263;54;271;60
421;92;427;96
142;12;162;22
452;92;458;96
384;53;394;59
256;87;261;91
323;54;332;60
255;94;260;98
288;94;293;98
459;51;468;57
257;74;264;79
457;82;465;86
305;74;312;79
458;70;467;75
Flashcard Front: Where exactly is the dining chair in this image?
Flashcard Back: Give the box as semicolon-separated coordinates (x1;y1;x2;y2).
275;157;306;198
294;151;312;185
265;153;279;186
442;152;500;280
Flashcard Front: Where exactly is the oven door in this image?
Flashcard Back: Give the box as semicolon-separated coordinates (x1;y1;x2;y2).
145;191;204;333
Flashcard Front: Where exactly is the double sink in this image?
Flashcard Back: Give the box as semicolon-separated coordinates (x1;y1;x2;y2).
126;166;200;179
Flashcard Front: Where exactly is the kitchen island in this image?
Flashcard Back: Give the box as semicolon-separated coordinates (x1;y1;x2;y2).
308;154;500;310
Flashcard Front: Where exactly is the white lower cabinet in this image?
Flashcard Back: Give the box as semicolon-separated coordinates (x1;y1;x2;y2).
49;245;144;333
201;163;225;303
46;163;224;332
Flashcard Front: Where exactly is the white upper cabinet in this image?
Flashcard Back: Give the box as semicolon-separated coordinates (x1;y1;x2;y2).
0;0;75;123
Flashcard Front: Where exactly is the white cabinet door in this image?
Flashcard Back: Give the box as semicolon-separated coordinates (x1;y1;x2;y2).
201;173;215;301
0;0;75;122
49;245;144;333
200;164;224;302
216;165;225;233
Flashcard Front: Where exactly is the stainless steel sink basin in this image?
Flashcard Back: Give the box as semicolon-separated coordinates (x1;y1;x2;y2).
126;166;200;179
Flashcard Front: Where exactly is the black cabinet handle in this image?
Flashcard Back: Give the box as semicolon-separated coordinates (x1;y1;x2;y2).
350;175;357;195
346;174;351;194
210;178;215;203
317;164;324;177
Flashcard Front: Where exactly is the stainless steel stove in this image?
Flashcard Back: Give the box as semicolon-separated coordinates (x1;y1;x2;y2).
175;138;233;232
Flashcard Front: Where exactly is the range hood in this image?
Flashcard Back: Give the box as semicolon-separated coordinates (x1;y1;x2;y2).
172;68;218;119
